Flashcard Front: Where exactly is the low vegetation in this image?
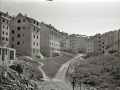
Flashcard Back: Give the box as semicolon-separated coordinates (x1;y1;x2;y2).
67;54;120;90
35;52;75;78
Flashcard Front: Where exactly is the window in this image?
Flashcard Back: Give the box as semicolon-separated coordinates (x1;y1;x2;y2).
37;22;39;26
12;30;14;33
23;19;25;22
6;32;8;35
103;46;104;48
12;44;14;48
37;49;38;53
3;32;4;34
23;34;24;36
37;29;38;32
7;27;8;29
33;35;35;38
99;41;101;43
6;38;8;41
23;41;24;44
2;37;4;40
18;19;21;23
37;43;38;46
34;21;35;24
3;19;5;22
17;42;20;45
18;27;20;30
103;42;104;44
37;36;38;39
34;28;35;31
7;21;8;24
3;25;4;28
33;49;35;53
23;27;25;29
12;37;14;41
18;34;20;38
99;49;101;50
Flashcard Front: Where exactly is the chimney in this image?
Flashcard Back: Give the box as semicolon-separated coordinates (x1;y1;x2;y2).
6;12;8;15
25;14;27;17
13;15;15;19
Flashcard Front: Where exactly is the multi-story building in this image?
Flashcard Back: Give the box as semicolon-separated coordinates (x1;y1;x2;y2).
40;22;60;57
86;34;105;55
69;34;79;54
0;12;13;44
60;31;68;51
78;36;86;53
104;31;114;48
9;13;40;56
65;37;70;52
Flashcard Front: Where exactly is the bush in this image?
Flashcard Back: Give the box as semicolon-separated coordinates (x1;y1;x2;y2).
9;64;23;74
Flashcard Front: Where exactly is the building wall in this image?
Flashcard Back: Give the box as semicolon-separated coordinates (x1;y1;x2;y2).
31;26;40;56
10;25;32;56
9;13;40;57
40;22;60;57
0;46;16;65
0;12;12;43
86;34;105;55
70;35;79;54
78;37;86;53
105;31;114;48
60;33;68;50
40;22;50;56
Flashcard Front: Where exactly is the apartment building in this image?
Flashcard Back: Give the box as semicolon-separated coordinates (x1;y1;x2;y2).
104;31;114;48
60;31;68;51
9;13;40;56
65;37;70;52
0;12;13;43
86;34;105;55
69;34;79;54
78;36;86;53
104;30;119;49
40;22;60;57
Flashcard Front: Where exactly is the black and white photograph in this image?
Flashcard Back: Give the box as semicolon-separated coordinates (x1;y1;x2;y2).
0;0;120;90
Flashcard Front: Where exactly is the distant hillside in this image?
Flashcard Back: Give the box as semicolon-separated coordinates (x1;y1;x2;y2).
67;54;120;90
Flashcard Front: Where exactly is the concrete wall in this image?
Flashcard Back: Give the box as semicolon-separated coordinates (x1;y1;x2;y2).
86;34;105;54
10;25;32;56
70;35;79;54
9;13;40;57
40;22;50;56
0;17;10;43
31;26;40;56
0;46;16;65
78;37;86;53
40;22;60;57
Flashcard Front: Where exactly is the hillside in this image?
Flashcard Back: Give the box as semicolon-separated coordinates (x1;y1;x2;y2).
67;54;120;90
0;65;38;90
34;52;75;78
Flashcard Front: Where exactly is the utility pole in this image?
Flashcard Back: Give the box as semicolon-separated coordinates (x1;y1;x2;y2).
118;29;120;54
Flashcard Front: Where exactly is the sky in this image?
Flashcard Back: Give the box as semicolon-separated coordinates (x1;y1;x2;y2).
1;0;120;36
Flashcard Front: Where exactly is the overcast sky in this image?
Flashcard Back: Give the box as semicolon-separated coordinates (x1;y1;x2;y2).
1;0;120;36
